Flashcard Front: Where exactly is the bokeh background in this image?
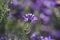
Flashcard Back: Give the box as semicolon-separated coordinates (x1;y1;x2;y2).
0;0;60;40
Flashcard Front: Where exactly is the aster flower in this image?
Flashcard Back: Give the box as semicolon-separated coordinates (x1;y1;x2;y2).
24;13;38;22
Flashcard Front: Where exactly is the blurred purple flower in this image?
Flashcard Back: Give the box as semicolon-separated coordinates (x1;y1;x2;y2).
11;10;24;19
40;36;44;40
8;12;13;18
11;0;19;6
30;33;37;40
40;36;52;40
44;36;52;40
8;10;23;20
30;0;42;10
39;13;50;24
9;0;20;8
14;35;18;40
0;36;7;40
39;13;46;19
42;8;52;16
43;1;56;7
24;13;38;22
13;11;22;18
43;16;50;24
52;30;60;38
30;33;36;38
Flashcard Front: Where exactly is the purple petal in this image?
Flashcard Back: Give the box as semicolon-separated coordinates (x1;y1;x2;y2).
39;13;46;19
43;1;56;7
30;33;37;40
11;0;19;6
43;9;52;16
44;36;52;40
52;30;60;38
24;13;37;22
8;12;13;18
30;0;42;10
43;16;50;24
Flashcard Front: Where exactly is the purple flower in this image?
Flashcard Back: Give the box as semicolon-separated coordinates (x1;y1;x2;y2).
39;13;50;24
43;16;50;24
42;8;52;16
8;12;13;18
39;13;46;19
30;33;36;38
30;0;42;10
0;36;7;40
40;36;52;40
40;36;44;40
9;0;20;8
24;13;38;22
30;33;37;40
14;35;18;40
52;30;60;38
11;10;24;19
14;11;22;18
43;1;56;7
8;12;16;19
44;36;52;40
11;0;19;6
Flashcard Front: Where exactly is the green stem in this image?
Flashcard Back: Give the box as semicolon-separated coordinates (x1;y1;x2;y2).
24;22;31;34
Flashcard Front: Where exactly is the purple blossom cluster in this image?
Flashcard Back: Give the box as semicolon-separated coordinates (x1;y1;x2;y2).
8;0;56;23
30;33;53;40
6;0;60;40
23;13;38;22
43;0;56;7
30;0;42;10
39;0;55;24
40;8;53;24
0;36;7;40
